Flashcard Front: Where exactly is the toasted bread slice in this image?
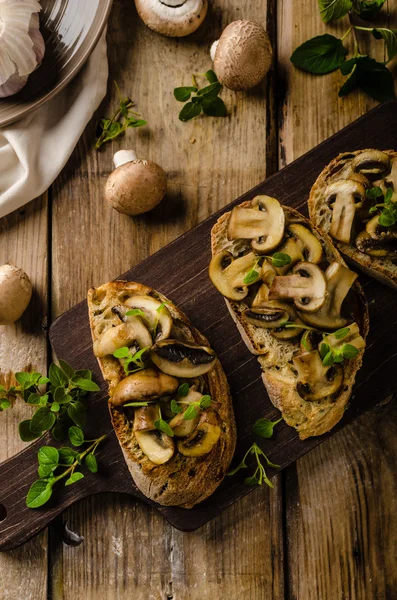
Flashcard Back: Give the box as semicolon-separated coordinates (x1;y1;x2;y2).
308;149;397;289
210;200;369;440
87;281;236;508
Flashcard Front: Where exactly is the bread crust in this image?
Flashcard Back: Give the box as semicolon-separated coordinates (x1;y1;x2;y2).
87;281;236;508
211;202;369;440
308;149;397;290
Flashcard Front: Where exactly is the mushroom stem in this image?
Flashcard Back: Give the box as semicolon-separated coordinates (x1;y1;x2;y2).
113;150;138;169
210;41;219;62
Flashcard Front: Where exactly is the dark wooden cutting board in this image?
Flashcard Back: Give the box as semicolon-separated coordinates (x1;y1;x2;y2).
1;101;397;552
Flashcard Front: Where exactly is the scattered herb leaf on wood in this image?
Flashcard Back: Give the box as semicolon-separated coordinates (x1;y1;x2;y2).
291;2;396;102
96;82;147;150
174;70;227;122
253;417;283;439
227;443;280;488
26;430;106;509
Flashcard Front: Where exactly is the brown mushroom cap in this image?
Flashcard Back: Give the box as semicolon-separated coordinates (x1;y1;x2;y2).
0;264;32;325
105;153;167;216
135;0;208;38
212;20;272;91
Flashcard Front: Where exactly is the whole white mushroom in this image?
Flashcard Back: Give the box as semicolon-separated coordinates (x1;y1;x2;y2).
134;0;208;37
104;150;168;216
0;264;33;325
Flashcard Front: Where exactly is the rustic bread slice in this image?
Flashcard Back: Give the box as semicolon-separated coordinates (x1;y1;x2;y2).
308;149;397;290
211;201;369;440
87;281;236;508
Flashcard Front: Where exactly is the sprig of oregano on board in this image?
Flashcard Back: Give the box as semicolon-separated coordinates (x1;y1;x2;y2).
227;443;280;488
367;185;397;226
26;428;106;509
174;70;227;121
95;82;147;149
0;361;100;443
290;0;396;102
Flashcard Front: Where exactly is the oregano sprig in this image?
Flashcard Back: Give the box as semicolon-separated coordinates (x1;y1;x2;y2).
367;186;397;227
227;443;280;488
113;346;151;375
243;253;291;285
253;417;282;439
291;1;396;102
174;70;227;122
26;429;106;509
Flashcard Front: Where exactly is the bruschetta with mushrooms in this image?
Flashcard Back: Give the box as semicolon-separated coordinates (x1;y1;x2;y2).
209;195;369;440
88;281;236;508
309;149;397;289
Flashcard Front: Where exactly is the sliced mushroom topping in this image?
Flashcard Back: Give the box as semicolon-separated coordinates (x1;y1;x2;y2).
293;350;343;402
133;404;161;431
261;259;276;284
135;429;175;465
384;157;397;202
93;317;153;358
365;215;397;241
227;196;285;254
351;150;390;175
269;262;326;312
322;322;365;354
271;302;303;340
151;340;217;378
209;251;259;300
111;368;179;406
177;410;221;457
168;387;202;437
252;283;270;306
288;224;323;264
299;330;323;353
325;179;367;243
297;262;358;330
124;294;173;340
355;231;397;258
243;304;289;328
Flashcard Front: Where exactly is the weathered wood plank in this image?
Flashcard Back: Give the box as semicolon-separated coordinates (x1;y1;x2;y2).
277;2;396;598
0;196;48;599
49;0;282;597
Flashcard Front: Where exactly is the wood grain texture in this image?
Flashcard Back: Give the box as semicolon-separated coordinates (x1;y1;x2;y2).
0;196;48;598
277;1;397;598
48;0;284;598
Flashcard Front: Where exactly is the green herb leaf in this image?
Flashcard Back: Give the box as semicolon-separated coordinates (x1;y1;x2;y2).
113;347;130;359
67;401;87;429
379;209;395;227
318;0;352;22
323;350;335;366
244;475;260;486
205;70;218;83
85;454;98;474
291;34;348;74
197;82;222;97
183;405;199;421
65;472;84;487
69;426;85;447
366;186;384;200
58;360;75;380
0;399;11;410
51;403;60;413
38;446;59;467
272;252;292;268
49;363;68;388
73;378;100;392
26;480;53;508
38;376;50;385
125;309;145;317
339;56;395;103
372;28;397;63
179;102;202;122
38;464;54;478
30;407;56;433
355;0;386;19
15;372;35;388
202;96;227;117
123;401;150;407
301;331;311;352
342;343;359;359
174;86;198;102
319;342;330;360
170;399;183;414
59;447;79;465
178;383;190;397
243;269;260;285
19;419;42;442
154;418;174;437
385;188;394;203
200;395;212;408
253;417;282;439
334;327;350;339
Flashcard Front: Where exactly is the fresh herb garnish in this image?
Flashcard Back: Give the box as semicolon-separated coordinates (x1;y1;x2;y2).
113;346;150;374
243;253;291;285
152;301;168;339
26;429;106;509
183;395;212;420
154;417;174;437
0;362;99;442
95;82;147;150
290;2;396;102
125;309;145;318
319;338;359;366
367;186;397;227
253;417;282;439
174;70;227;122
227;443;280;488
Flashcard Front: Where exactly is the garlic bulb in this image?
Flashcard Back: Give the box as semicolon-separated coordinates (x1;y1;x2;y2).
0;0;45;98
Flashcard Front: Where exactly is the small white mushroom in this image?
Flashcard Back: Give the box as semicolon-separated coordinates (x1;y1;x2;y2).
134;0;208;37
0;264;33;325
210;20;273;91
104;150;167;216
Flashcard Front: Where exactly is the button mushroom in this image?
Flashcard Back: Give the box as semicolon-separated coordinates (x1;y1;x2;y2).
293;350;343;402
93;317;153;358
151;340;217;378
210;20;272;91
168;387;203;437
227;196;285;254
177;410;221;457
288;224;323;264
243;304;289;329
124;295;173;341
384;158;397;202
252;283;271;306
269;262;326;313
134;0;208;37
0;264;33;325
296;262;358;330
355;231;397;258
325;179;367;243
351;150;390;176
133;404;161;431
104;150;167;216
135;430;175;465
322;322;365;354
209;251;260;301
111;368;179;406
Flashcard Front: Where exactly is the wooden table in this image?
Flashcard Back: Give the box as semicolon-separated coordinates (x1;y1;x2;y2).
1;1;396;598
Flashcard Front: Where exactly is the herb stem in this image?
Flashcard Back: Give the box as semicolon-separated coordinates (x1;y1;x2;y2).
354;26;374;32
52;435;106;485
341;25;353;42
349;13;361;56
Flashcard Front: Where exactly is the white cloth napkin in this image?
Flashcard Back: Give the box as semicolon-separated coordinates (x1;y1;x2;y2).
0;31;108;219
